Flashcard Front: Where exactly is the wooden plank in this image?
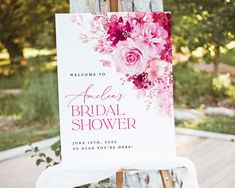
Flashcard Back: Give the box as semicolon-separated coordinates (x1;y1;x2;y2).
194;140;234;166
189;139;230;161
199;150;235;183
176;135;205;150
178;139;217;159
200;161;235;188
212;169;235;188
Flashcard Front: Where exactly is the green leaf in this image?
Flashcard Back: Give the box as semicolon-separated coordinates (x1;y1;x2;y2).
54;149;61;157
25;149;32;153
39;153;46;157
53;162;59;165
34;146;39;152
36;159;45;166
46;157;53;163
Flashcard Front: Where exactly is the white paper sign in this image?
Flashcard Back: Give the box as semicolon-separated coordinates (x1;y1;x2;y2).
55;12;175;170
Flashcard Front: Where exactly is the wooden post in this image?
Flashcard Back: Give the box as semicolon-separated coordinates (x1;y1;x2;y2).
116;171;123;188
109;0;118;12
160;170;174;188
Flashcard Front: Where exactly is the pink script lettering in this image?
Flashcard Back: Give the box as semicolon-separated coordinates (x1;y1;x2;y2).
65;84;125;107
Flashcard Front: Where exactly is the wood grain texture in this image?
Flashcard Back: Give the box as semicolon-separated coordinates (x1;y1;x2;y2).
116;171;124;188
109;0;118;11
160;170;174;188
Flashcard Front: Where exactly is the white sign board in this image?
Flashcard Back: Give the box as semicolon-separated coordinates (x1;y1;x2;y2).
55;12;175;170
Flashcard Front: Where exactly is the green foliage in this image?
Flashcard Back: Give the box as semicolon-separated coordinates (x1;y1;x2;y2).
51;139;61;157
0;95;20;116
176;115;235;135
26;140;95;188
212;74;235;101
0;74;23;89
0;56;60;151
174;63;213;107
219;48;235;66
0;0;68;45
26;139;108;188
174;63;235;108
0;0;68;64
166;0;235;70
0;125;59;151
26;144;60;168
0;66;25;88
20;72;59;124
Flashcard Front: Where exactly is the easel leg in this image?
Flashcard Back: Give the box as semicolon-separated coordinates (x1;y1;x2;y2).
109;0;118;12
116;171;123;188
160;170;174;188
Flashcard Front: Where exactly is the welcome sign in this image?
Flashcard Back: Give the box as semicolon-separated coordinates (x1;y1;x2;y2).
56;12;175;170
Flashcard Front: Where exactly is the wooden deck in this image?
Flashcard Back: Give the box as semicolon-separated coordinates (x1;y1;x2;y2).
177;134;235;188
0;134;235;188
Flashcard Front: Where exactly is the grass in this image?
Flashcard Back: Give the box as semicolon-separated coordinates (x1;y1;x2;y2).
0;73;24;89
220;48;235;66
176;115;235;135
173;63;214;108
20;72;59;123
0;50;56;89
0;95;20;116
0;50;59;151
0;123;59;151
173;63;235;108
0;71;59;151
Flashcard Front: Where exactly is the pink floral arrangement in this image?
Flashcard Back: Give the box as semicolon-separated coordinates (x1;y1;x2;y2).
72;12;173;116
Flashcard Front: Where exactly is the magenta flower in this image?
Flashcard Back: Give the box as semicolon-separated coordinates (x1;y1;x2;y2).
76;12;173;115
107;17;133;46
128;72;152;90
153;12;171;38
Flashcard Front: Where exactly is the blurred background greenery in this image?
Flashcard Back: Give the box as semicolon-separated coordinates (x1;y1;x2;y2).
0;0;234;151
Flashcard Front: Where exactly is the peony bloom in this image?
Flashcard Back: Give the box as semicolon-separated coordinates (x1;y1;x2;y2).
147;58;168;81
128;12;153;26
132;22;168;45
111;40;148;75
153;12;171;37
107;17;133;46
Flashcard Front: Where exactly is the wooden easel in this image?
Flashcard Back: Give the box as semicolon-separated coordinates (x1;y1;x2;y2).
105;0;174;187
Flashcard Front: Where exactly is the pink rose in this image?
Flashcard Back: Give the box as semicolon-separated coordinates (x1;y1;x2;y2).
132;22;168;44
112;40;148;75
147;58;167;81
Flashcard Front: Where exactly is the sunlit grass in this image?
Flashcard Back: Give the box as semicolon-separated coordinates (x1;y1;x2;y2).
24;48;56;58
219;47;235;66
0;49;9;60
176;115;235;135
0;124;59;151
0;48;56;66
0;71;59;151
